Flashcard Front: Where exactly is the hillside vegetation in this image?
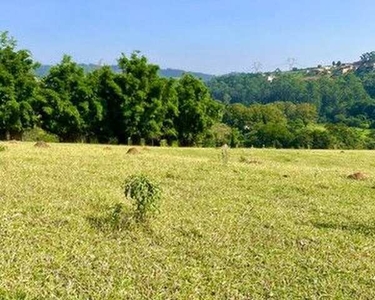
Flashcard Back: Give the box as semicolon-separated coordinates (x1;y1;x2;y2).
206;53;375;148
1;142;375;298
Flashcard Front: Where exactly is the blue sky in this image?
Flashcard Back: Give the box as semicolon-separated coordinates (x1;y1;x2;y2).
2;0;375;74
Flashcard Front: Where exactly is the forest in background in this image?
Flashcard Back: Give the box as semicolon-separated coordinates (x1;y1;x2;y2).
1;31;375;149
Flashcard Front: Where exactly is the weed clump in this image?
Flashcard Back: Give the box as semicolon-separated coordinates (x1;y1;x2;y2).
0;145;7;152
124;174;161;221
23;127;59;143
239;156;262;164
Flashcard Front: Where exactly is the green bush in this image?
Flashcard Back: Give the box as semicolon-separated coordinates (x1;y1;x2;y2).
171;141;179;147
0;145;7;152
124;174;161;221
210;123;233;147
23;127;59;143
160;139;168;147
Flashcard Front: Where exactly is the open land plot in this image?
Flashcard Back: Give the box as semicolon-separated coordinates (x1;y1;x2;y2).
1;142;375;299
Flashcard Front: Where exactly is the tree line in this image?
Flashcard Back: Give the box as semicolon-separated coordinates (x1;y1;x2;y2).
0;32;221;146
221;102;375;149
1;31;375;149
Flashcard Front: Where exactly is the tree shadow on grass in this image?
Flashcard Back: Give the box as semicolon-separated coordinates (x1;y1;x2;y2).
87;203;134;232
313;221;375;236
87;203;155;235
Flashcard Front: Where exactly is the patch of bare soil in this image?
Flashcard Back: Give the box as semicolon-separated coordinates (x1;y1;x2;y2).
34;141;50;148
347;172;368;181
127;147;140;155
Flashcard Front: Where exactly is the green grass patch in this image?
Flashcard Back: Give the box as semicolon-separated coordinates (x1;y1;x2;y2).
1;143;375;298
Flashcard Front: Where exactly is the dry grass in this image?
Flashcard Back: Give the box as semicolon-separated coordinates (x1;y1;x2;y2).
34;141;50;148
1;143;375;298
126;147;141;155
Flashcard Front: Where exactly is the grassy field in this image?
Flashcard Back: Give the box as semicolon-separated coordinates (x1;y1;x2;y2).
1;142;375;299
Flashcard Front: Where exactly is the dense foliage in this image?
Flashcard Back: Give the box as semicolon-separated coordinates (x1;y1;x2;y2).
209;72;375;127
0;32;221;146
208;56;375;149
1;31;375;149
0;32;39;140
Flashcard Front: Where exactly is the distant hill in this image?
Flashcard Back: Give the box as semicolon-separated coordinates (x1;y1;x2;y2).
160;68;214;81
35;64;214;82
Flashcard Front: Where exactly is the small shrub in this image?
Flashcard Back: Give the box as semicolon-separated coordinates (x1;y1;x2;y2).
171;141;179;147
108;137;119;145
0;145;7;152
140;138;146;146
124;174;161;221
239;155;262;164
23;127;59;143
160;139;168;147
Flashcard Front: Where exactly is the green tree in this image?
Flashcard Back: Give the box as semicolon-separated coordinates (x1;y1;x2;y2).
326;124;364;149
89;66;124;143
116;51;165;144
35;88;83;141
204;123;233;147
160;78;179;143
246;122;293;148
175;74;222;146
361;72;375;98
39;55;102;141
0;31;38;140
